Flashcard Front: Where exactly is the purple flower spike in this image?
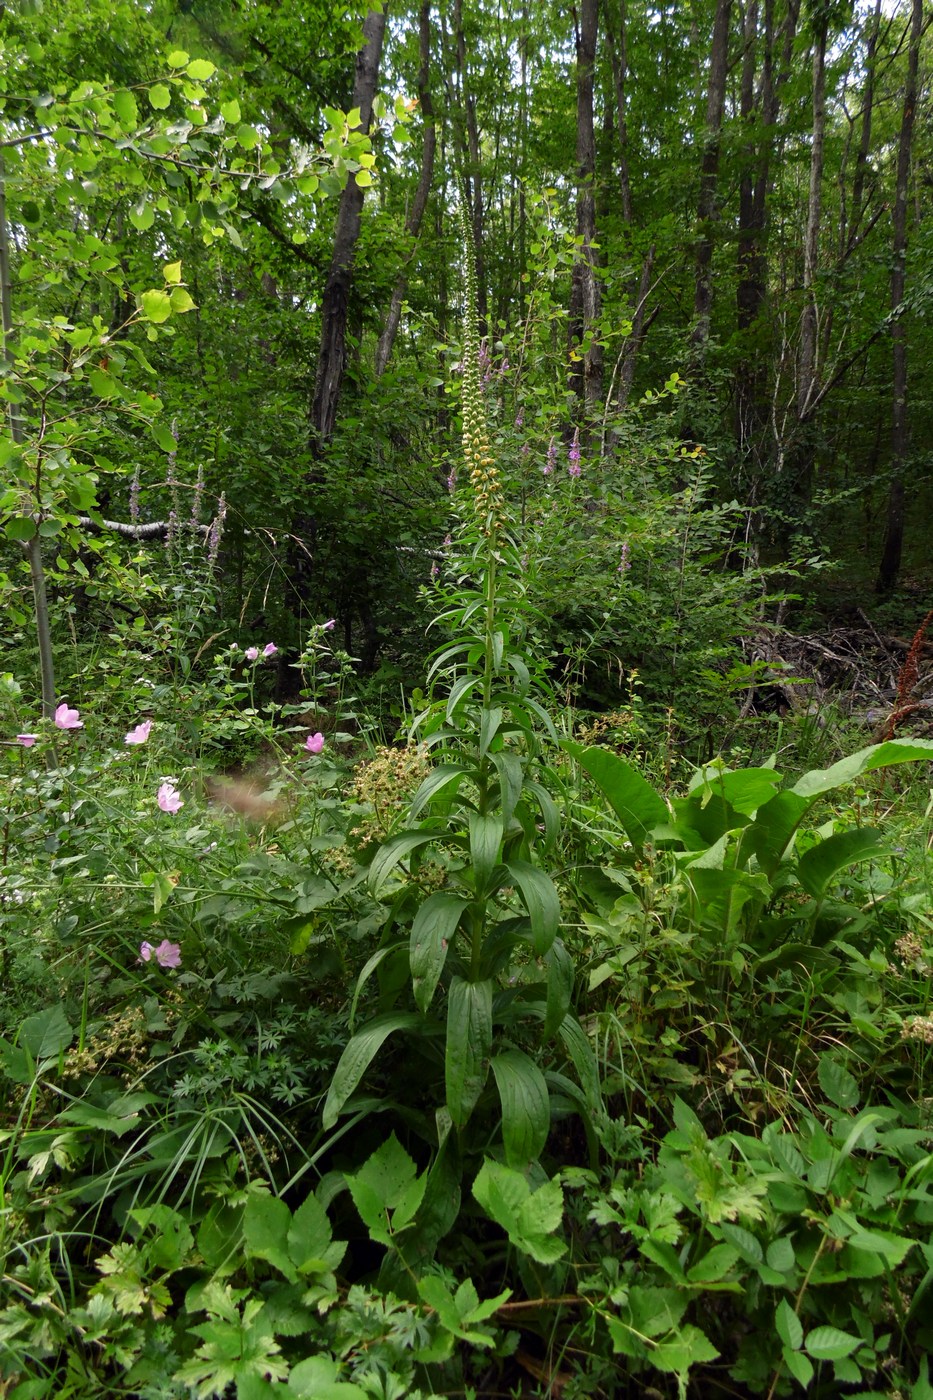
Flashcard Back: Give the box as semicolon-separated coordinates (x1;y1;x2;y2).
568;428;582;478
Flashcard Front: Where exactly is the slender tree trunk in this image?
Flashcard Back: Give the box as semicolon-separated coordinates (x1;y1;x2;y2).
605;0;633;225
797;11;827;424
375;0;436;376
310;7;387;446
847;0;882;256
877;0;923;593
568;0;602;415
618;245;656;409
453;0;487;322
0;151;56;719
691;0;733;352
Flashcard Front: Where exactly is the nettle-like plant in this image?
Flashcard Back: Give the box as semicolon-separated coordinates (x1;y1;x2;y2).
322;197;600;1187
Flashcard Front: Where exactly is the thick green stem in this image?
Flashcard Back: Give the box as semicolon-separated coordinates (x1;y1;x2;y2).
0;149;56;718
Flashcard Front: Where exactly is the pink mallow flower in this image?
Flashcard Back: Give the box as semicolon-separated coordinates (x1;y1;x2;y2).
263;642;277;658
16;734;38;747
322;619;336;631
139;939;181;968
125;720;152;746
157;782;183;814
305;732;325;754
244;646;260;661
54;703;83;730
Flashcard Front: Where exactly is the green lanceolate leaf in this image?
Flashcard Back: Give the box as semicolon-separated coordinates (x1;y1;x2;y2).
479;706;503;756
446;977;492;1128
791;739;933;798
410;893;469;1011
491;750;524;824
746;789;811;875
322;1012;421;1128
409;764;472;819
558;1014;603;1117
491;1050;550;1167
543;938;573;1038
796;827;888;898
469;811;503;891
569;743;668;850
369;829;440;895
506;859;560;955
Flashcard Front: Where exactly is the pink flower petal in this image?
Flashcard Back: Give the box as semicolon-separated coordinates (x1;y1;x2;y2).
157;782;183;814
54;703;83;730
305;732;325;754
16;734;38;747
125;720;152;746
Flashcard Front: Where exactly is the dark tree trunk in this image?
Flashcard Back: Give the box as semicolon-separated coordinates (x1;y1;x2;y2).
310;7;387;447
735;0;799;507
691;0;733;353
568;0;602;415
877;0;923;593
453;0;487;322
375;0;436;376
797;11;827;425
605;0;633;225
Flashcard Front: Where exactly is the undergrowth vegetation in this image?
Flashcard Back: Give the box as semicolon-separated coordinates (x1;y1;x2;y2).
3;215;933;1400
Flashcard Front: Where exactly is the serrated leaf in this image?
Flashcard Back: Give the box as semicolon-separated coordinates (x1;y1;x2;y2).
237;123;260;149
472;1158;565;1263
686;1243;739;1283
221;99;241;123
817;1055;860;1110
287;1192;343;1276
775;1299;803;1351
784;1348;814;1388
148;83;171;110
651;1323;719;1377
719;1222;763;1264
805;1325;860;1361
766;1236;796;1273
167;49;189;67
243;1194;296;1281
163;259;183;284
186;58;216;80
